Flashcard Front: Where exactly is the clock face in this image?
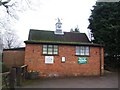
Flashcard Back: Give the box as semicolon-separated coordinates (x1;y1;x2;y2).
57;24;61;28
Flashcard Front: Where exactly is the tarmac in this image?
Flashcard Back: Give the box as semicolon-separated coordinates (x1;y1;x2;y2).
20;70;119;88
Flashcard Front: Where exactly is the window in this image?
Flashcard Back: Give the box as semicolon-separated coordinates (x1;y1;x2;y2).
76;46;90;56
43;45;58;55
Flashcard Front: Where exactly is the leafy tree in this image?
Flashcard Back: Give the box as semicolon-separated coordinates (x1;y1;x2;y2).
88;2;120;68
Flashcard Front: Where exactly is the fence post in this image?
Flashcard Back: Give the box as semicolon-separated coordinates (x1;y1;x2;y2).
9;68;16;90
16;67;21;86
24;65;28;79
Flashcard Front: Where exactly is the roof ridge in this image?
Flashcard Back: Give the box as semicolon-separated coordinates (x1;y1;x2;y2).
30;29;86;34
30;29;54;32
64;31;86;34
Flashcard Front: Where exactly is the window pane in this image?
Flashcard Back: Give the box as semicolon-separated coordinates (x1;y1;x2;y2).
48;48;52;52
80;49;84;55
48;45;52;48
54;45;58;49
54;45;58;51
85;52;89;55
43;45;47;54
43;45;47;51
48;52;52;54
47;45;52;54
48;48;52;54
43;48;47;51
85;47;89;55
43;51;47;54
79;46;84;55
76;46;89;56
43;45;47;48
54;45;58;55
54;49;58;52
48;50;52;54
54;51;58;54
76;46;79;55
42;45;58;55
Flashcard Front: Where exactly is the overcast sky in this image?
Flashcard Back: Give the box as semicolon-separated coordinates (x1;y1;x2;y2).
12;0;97;45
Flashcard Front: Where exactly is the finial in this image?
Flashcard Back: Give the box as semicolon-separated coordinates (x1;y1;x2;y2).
58;18;60;22
56;18;62;23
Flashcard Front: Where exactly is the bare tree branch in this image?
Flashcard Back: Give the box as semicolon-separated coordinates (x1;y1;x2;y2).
0;0;11;6
25;0;31;9
0;0;41;48
3;29;22;49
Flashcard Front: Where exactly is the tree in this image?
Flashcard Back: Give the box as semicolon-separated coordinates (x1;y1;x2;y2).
0;31;2;62
0;0;40;30
0;0;40;48
0;0;33;19
3;29;22;49
88;2;120;68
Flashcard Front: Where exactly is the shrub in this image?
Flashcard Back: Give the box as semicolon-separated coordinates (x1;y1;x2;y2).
0;61;9;73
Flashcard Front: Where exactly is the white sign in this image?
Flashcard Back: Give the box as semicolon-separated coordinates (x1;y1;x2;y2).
45;56;54;64
62;57;65;62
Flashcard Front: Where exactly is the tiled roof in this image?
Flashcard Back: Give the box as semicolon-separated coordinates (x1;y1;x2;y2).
28;29;90;42
24;29;103;47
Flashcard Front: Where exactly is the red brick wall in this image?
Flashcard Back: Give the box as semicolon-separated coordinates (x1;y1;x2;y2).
25;44;104;77
3;50;25;68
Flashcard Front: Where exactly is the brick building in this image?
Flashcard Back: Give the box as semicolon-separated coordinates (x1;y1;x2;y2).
24;19;104;78
3;48;25;68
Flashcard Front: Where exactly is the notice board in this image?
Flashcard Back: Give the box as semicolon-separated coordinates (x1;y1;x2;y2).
45;56;54;64
78;57;87;64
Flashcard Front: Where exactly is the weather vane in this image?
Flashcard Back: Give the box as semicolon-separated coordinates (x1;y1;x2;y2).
56;18;62;23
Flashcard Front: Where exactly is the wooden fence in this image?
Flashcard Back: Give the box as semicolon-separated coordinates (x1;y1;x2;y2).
1;65;28;90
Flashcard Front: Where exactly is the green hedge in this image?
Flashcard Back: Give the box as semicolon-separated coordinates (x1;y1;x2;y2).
0;61;9;73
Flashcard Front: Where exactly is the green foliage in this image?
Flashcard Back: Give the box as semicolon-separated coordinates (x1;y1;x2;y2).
0;61;9;73
88;2;120;58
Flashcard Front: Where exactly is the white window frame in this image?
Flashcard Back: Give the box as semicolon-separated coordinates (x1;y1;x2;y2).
76;46;90;56
43;45;58;55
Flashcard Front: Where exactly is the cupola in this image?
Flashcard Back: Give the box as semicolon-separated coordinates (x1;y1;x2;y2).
54;18;64;35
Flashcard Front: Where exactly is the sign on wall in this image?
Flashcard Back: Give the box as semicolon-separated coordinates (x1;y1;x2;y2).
78;57;87;64
61;57;65;62
45;56;54;64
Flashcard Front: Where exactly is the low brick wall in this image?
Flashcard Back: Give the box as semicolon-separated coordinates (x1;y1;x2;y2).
3;48;25;68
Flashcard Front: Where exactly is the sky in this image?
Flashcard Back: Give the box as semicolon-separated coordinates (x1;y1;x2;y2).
8;0;97;46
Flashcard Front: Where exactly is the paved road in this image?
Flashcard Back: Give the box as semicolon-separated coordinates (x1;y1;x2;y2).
21;71;118;88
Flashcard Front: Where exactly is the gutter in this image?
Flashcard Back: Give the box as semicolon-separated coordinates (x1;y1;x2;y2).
24;40;104;47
